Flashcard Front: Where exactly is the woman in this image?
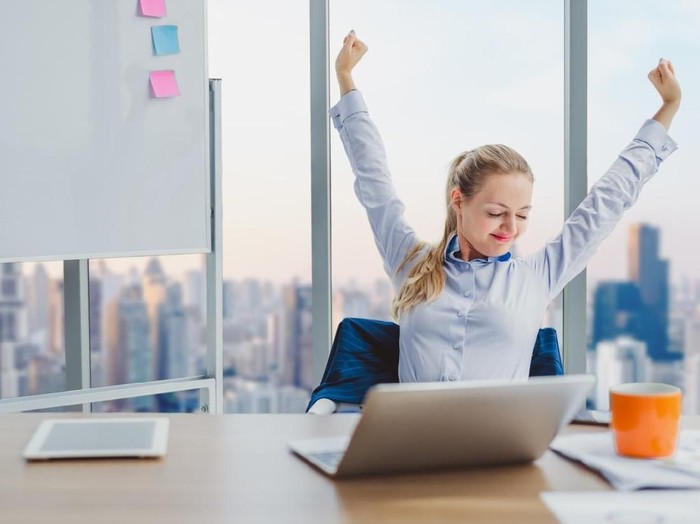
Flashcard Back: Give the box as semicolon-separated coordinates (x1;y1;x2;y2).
331;30;681;383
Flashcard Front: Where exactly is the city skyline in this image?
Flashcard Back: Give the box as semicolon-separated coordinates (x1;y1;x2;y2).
3;220;700;414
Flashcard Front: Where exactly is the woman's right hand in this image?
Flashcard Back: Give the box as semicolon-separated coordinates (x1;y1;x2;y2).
335;30;368;96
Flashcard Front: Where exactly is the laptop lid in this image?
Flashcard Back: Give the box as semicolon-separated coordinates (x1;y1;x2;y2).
295;374;594;478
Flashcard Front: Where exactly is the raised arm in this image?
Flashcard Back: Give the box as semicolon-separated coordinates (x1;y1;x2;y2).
525;59;681;300
330;32;420;279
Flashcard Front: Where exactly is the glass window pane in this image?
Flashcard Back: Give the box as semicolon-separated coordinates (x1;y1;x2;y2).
330;1;564;341
587;1;698;412
88;255;206;399
208;0;312;413
1;261;65;399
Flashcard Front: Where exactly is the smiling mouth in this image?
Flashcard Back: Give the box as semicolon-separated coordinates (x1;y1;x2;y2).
491;234;512;242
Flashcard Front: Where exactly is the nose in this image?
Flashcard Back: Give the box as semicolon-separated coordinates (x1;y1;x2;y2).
501;215;516;235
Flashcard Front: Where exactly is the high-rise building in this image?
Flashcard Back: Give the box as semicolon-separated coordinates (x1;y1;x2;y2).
47;279;64;357
184;268;205;322
222;279;235;320
143;258;167;381
118;285;152;411
89;276;104;387
282;282;313;391
1;263;28;399
591;282;644;349
157;283;189;381
627;223;671;360
26;263;49;342
595;336;651;410
0;263;27;343
685;355;700;415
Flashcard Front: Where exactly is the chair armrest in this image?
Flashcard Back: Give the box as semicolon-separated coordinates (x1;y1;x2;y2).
307;398;338;415
307;398;363;415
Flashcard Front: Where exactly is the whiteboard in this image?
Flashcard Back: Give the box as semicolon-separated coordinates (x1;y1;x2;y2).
0;0;210;262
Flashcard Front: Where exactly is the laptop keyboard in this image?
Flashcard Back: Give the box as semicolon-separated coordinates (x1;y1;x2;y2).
309;450;344;469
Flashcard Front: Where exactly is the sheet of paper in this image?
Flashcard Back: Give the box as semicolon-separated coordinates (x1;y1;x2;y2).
149;70;180;98
139;0;166;18
550;430;700;491
151;25;180;56
541;491;700;524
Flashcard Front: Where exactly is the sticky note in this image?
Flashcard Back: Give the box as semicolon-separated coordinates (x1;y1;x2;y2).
151;25;180;55
150;70;180;98
139;0;166;18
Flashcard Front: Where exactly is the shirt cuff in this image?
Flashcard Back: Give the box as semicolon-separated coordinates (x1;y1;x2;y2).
328;90;368;130
634;119;678;161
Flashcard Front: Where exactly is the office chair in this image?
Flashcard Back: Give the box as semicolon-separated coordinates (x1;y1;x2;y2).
307;317;564;414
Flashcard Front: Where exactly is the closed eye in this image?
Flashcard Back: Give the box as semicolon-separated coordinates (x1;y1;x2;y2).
517;215;528;220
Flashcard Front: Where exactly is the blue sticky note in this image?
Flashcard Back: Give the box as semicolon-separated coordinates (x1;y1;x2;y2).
151;25;180;56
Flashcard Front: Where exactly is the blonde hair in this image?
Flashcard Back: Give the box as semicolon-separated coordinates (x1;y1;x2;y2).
391;144;534;320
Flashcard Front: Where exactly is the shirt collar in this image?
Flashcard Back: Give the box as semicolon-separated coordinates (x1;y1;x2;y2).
445;233;512;266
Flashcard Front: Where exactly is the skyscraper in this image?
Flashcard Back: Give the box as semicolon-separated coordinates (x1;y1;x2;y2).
0;263;29;399
627;224;672;360
591;282;644;349
595;337;651;410
282;282;313;391
0;263;26;342
89;276;104;387
143;258;167;381
157;282;189;381
118;284;152;411
26;263;49;342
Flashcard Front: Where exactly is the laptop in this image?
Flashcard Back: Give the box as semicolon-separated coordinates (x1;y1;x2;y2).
289;374;595;478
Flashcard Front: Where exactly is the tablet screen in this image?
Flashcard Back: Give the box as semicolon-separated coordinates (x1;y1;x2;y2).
23;418;169;460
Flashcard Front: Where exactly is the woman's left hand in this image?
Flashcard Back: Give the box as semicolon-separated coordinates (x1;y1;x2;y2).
648;58;681;107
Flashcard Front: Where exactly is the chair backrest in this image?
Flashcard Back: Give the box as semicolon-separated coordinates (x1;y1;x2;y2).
306;318;564;412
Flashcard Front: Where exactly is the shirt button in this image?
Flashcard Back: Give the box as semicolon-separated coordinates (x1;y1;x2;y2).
452;343;460;350
464;290;471;297
464;263;471;270
448;375;456;381
661;144;668;152
457;311;463;317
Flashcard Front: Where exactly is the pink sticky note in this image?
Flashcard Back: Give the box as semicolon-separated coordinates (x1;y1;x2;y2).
139;0;166;18
150;70;180;98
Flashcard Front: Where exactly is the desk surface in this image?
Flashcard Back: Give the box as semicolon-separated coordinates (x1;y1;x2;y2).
1;414;697;524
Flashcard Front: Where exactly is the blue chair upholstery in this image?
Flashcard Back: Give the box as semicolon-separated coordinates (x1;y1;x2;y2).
306;318;563;412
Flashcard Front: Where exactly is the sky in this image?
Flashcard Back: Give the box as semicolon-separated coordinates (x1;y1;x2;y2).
24;0;700;294
209;0;700;291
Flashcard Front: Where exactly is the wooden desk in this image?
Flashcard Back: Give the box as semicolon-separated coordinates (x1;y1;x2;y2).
1;414;696;524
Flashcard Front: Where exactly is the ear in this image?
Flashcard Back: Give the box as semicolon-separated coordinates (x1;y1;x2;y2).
450;188;463;214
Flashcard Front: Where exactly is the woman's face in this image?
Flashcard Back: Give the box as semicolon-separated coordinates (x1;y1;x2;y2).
452;172;533;260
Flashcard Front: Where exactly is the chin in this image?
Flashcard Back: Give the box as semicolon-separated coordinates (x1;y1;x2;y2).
484;243;511;257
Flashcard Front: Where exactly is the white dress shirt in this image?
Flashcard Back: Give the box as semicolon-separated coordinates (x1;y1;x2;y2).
329;90;677;383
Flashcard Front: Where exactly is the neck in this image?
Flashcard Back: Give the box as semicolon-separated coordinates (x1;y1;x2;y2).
456;231;485;262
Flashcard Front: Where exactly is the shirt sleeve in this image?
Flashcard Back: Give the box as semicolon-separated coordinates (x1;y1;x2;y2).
524;119;678;301
329;90;419;278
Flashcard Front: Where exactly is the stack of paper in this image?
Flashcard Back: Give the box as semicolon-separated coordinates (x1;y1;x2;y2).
541;491;700;524
550;430;700;491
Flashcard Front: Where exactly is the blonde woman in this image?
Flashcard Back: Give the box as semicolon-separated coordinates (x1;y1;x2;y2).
331;30;681;383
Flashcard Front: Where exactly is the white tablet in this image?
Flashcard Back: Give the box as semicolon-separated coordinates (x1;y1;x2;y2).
23;418;169;460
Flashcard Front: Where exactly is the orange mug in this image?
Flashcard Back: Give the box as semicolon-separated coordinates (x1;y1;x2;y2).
609;382;682;458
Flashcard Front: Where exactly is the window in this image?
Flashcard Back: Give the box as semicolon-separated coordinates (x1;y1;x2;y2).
0;262;65;400
209;0;312;413
88;255;205;412
587;0;699;413
329;0;564;336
